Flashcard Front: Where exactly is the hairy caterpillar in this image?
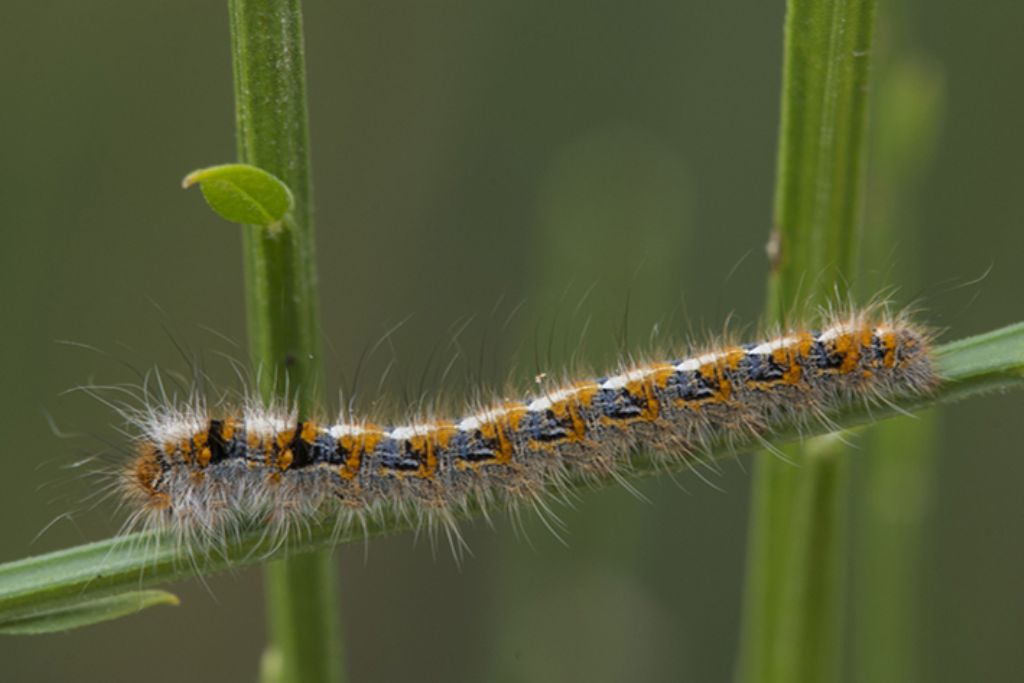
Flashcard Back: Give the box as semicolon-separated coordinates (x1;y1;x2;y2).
113;307;936;549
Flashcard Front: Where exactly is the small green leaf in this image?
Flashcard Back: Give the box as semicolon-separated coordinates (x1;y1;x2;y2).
182;163;293;227
0;589;178;635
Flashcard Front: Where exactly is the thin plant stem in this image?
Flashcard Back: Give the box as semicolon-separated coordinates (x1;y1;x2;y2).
737;1;878;681
853;45;945;682
228;1;342;682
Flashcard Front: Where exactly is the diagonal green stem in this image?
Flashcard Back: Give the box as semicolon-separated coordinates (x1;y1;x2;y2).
738;1;878;681
0;325;1022;633
228;1;342;682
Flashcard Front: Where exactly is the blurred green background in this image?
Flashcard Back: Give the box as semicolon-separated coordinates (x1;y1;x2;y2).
2;1;1022;681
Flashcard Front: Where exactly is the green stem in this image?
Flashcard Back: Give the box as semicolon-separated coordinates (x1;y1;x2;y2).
766;0;877;314
854;47;944;683
228;2;342;682
738;1;878;681
0;325;1022;631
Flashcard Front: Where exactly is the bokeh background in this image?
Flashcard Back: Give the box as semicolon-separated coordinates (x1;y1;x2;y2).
2;1;1023;681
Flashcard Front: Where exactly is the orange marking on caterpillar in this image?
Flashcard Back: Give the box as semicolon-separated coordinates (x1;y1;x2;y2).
482;404;527;465
882;329;898;368
301;421;320;444
176;438;193;465
221;418;237;441
262;434;279;472
410;423;457;479
133;444;171;510
623;375;661;421
699;355;734;402
337;430;379;480
275;428;295;450
826;331;859;375
194;430;212;467
651;364;677;389
278;449;294;471
569;383;600;439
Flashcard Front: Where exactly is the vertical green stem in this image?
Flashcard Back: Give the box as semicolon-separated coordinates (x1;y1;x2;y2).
853;48;944;683
737;1;877;681
228;2;343;682
230;0;321;390
766;0;876;313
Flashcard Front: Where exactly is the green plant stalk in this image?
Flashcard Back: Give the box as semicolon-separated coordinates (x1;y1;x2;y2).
0;325;1021;631
738;1;878;681
766;0;877;312
854;49;944;683
228;2;342;682
854;416;934;682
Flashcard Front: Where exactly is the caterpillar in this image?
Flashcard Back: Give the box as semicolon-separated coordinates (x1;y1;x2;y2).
115;307;936;549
